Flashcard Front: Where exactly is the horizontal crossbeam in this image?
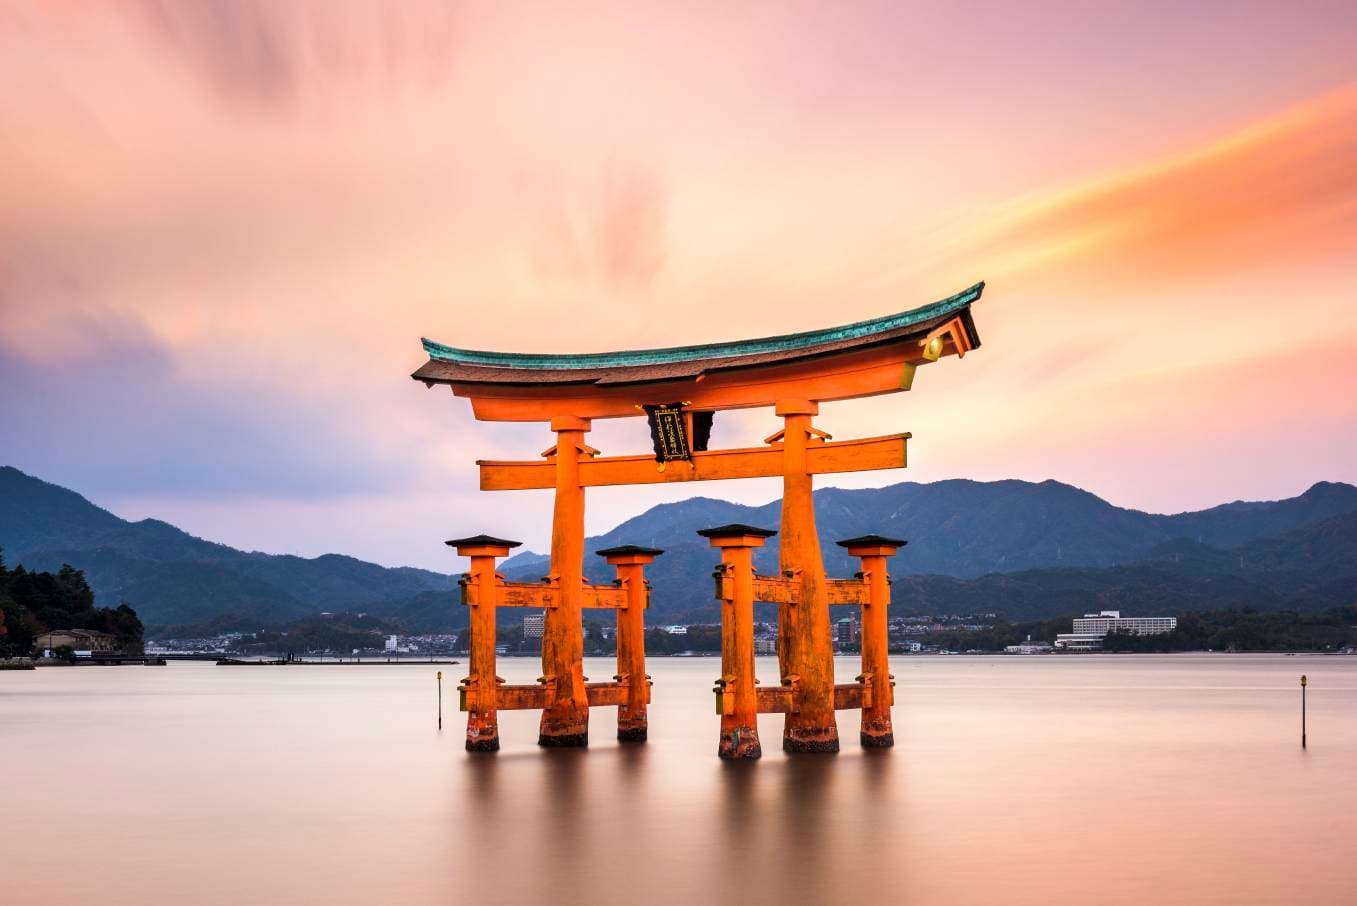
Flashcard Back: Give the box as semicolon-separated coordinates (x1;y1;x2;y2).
584;681;631;707
754;682;873;713
461;579;627;609
756;685;795;714
751;575;796;603
479;433;909;491
460;682;549;711
460;680;636;712
826;579;870;606
747;575;868;605
832;682;872;710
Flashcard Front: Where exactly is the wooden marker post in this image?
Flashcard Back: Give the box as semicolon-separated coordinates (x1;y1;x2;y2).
1301;674;1307;749
838;535;907;748
597;545;663;742
700;524;777;760
447;534;522;752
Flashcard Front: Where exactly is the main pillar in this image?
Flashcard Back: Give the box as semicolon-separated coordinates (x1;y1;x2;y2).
839;535;906;748
447;534;521;752
775;399;838;753
539;415;591;747
596;545;663;742
700;524;775;759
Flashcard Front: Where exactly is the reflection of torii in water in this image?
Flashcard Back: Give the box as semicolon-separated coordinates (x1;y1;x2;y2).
415;281;985;757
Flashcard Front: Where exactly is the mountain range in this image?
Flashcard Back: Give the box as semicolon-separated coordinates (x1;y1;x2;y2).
2;465;1354;630
0;466;453;628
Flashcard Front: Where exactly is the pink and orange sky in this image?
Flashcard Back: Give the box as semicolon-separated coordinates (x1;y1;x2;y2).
2;1;1355;568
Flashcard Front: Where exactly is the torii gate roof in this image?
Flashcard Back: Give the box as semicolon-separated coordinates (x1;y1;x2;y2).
414;282;983;389
414;281;983;421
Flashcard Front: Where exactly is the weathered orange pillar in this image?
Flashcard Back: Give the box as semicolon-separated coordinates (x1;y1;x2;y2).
597;545;662;742
700;524;774;759
775;399;838;753
448;534;521;752
839;535;906;748
539;415;591;747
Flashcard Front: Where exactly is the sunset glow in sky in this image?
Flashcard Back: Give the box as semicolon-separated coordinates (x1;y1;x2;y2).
3;2;1356;568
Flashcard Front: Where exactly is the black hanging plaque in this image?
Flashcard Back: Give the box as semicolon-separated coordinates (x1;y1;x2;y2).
644;403;692;462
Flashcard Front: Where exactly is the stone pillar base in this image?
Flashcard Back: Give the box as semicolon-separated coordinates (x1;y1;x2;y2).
860;716;894;748
718;725;762;760
538;732;589;748
465;728;500;752
539;710;589;748
783;725;840;754
617;717;648;743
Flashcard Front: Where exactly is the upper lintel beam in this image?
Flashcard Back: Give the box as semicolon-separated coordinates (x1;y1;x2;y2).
460;345;928;422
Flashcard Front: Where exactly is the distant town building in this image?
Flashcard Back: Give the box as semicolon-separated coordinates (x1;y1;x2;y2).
35;629;118;654
1004;635;1053;655
659;625;688;635
754;638;776;655
385;635;399;652
1055;610;1177;651
1073;611;1177;635
834;616;859;648
522;612;545;640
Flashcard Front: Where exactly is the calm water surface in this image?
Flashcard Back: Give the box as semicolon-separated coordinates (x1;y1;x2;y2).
4;655;1355;905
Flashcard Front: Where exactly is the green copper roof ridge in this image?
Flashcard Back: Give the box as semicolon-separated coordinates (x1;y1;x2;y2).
422;280;983;371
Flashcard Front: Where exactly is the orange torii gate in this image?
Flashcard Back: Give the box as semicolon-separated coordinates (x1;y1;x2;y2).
414;281;984;755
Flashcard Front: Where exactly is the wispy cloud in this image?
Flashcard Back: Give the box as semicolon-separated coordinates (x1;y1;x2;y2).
133;0;459;113
515;163;669;292
969;83;1357;282
595;165;668;290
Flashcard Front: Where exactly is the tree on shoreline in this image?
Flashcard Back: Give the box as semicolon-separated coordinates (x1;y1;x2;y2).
0;549;144;656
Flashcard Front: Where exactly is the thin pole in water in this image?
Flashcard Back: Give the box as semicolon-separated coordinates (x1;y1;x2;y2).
1300;674;1307;749
437;670;444;730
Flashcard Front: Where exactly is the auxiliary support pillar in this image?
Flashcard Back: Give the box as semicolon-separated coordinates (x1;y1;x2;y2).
702;526;774;759
838;536;907;747
598;545;662;741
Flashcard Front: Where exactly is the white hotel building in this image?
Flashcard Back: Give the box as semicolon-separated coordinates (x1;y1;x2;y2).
1054;611;1177;651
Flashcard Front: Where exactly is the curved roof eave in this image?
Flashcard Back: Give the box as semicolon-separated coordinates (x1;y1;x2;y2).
421;281;984;372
